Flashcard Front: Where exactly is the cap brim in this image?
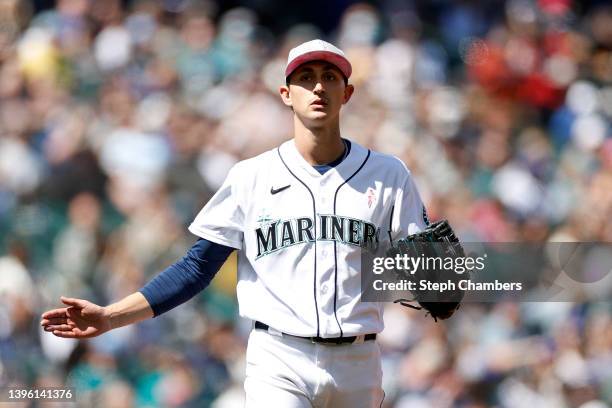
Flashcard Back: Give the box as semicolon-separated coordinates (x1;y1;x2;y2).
285;50;352;80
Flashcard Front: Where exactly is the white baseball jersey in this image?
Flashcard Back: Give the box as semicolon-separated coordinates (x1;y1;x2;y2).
189;139;427;338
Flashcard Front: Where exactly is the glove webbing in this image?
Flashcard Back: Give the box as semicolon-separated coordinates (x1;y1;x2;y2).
393;298;443;322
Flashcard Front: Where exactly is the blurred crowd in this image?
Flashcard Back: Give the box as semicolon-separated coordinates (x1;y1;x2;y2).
0;0;610;406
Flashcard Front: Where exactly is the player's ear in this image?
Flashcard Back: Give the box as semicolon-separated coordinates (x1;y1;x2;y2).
342;84;355;104
279;85;292;107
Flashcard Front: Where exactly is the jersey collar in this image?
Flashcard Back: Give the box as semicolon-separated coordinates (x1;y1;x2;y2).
279;138;369;182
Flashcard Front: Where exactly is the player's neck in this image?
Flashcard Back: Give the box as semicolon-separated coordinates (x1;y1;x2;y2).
293;121;344;165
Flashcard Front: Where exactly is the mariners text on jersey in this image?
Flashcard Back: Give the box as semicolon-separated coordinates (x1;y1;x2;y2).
255;214;380;258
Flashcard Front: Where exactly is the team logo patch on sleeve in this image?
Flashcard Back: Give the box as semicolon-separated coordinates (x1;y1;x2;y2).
422;205;430;226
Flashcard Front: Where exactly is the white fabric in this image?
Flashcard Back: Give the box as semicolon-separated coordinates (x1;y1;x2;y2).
244;328;384;408
189;139;427;337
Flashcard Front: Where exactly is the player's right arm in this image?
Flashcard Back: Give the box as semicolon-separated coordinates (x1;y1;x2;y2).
42;161;246;339
40;238;234;338
40;292;152;339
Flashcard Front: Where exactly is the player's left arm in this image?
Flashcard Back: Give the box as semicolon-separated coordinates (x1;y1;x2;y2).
388;163;465;321
390;166;429;240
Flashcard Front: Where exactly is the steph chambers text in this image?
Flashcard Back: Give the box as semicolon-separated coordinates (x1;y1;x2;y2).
373;279;523;292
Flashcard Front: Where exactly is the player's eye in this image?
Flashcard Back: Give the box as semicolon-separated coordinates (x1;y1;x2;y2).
299;74;313;81
323;73;337;81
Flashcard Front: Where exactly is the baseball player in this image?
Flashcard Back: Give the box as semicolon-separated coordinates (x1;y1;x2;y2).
41;39;430;407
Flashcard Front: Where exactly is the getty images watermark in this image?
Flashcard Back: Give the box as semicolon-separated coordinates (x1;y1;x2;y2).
372;252;486;274
371;251;522;293
361;242;612;302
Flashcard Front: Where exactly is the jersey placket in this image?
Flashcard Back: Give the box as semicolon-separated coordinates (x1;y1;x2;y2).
277;143;328;337
316;178;344;337
278;140;370;338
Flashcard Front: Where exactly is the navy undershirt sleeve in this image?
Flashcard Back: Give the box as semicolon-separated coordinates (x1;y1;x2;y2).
139;238;235;317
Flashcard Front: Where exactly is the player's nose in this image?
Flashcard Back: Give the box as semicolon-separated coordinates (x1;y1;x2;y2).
313;81;325;94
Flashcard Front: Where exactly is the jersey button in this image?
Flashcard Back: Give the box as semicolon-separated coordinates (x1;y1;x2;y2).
321;284;328;294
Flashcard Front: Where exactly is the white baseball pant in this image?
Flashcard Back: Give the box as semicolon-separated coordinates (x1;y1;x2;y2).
244;327;385;408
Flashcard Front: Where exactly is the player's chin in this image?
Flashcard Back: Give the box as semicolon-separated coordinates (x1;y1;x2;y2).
300;111;329;124
308;111;329;120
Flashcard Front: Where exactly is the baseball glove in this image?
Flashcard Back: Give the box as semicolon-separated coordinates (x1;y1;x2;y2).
387;219;466;321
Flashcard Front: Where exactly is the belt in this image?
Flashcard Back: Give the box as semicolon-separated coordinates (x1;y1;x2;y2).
254;321;376;345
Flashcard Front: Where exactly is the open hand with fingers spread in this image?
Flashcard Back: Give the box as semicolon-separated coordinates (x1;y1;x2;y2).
40;296;112;339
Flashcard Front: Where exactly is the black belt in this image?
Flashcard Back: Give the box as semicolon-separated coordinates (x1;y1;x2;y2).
255;321;376;345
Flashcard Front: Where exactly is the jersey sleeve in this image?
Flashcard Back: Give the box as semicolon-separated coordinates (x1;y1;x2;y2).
188;164;245;249
390;167;429;240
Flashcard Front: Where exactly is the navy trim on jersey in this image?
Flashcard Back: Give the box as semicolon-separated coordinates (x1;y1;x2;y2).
277;148;321;337
387;205;395;244
139;238;234;317
331;149;371;337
